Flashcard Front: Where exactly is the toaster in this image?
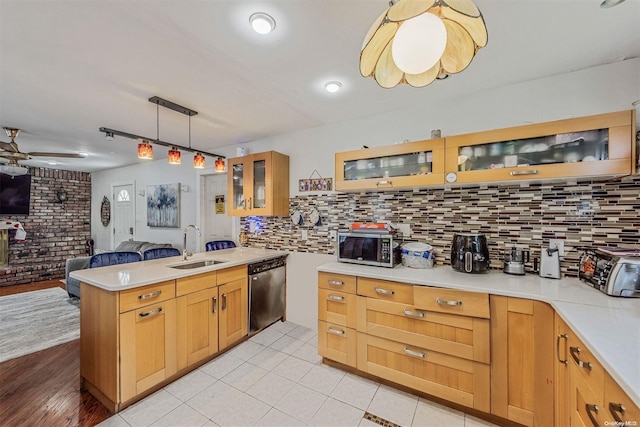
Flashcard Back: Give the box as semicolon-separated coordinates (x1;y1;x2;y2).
579;247;640;298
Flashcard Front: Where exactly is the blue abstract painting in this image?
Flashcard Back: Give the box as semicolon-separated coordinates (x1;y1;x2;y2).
147;183;180;228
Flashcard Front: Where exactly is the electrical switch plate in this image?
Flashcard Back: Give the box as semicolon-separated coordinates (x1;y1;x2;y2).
301;229;308;240
249;222;256;233
549;239;565;257
329;230;337;241
396;223;411;238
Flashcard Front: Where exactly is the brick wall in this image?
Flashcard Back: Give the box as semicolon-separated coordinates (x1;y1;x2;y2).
241;175;640;278
0;168;91;286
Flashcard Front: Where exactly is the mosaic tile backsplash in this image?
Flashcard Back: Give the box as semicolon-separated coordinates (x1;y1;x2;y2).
242;175;640;277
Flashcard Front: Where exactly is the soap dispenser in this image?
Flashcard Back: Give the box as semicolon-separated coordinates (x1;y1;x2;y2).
539;247;561;279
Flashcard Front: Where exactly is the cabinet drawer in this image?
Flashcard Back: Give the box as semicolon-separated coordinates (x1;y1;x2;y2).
356;333;490;412
567;332;604;390
176;272;217;296
119;281;175;313
413;286;489;319
318;272;356;294
356;297;490;363
318;289;357;329
318;321;356;367
605;372;640;424
217;264;247;285
569;364;604;427
357;278;413;304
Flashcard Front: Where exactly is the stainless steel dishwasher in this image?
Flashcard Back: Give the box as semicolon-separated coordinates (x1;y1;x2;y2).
248;256;286;335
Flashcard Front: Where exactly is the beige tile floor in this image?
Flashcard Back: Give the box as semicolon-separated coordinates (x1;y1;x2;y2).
98;321;500;427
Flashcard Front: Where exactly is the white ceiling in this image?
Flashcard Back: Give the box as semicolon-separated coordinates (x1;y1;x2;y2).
1;0;639;173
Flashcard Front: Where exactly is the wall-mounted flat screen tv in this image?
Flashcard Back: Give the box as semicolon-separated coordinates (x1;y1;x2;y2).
0;174;32;215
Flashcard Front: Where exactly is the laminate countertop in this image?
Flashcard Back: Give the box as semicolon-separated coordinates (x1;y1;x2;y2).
70;247;288;291
318;262;640;407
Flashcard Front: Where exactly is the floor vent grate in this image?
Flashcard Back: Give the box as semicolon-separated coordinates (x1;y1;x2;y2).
363;412;401;427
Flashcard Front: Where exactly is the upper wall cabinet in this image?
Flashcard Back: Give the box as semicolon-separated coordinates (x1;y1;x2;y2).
227;151;290;217
335;139;445;191
444;110;636;184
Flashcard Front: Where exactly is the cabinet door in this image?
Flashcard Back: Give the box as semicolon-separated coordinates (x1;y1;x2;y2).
120;299;177;403
490;296;554;427
604;372;640;425
335;139;445;191
176;288;219;370
227;151;290;217
228;157;250;216
317;320;356;367
555;314;571;427
219;278;248;350
445;110;634;184
569;365;604;427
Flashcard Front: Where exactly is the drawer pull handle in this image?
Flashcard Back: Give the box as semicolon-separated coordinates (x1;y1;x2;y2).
608;402;625;423
435;297;462;306
212;296;217;313
403;308;425;318
585;403;600;427
403;347;426;358
570;346;592;370
376;180;392;186
138;290;161;300
557;333;568;365
510;169;538;176
328;327;345;336
374;287;394;296
221;293;227;310
328;294;345;302
327;280;344;286
139;307;163;318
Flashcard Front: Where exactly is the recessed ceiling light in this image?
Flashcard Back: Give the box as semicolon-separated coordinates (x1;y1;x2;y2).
250;13;276;35
325;81;342;93
600;0;626;8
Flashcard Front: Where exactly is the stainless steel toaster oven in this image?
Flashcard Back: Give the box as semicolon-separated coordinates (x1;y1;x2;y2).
579;247;640;298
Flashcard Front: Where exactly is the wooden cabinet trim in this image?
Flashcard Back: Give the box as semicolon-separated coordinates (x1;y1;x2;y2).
357;277;414;304
217;264;247;285
176;272;217;297
119;281;176;313
414;286;490;319
318;271;357;294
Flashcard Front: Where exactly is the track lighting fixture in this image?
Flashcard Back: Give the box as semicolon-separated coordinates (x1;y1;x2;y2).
100;96;225;169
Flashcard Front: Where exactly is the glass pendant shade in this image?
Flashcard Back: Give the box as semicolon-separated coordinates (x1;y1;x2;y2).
193;152;206;169
360;0;488;88
137;141;153;159
168;147;181;165
0;162;28;176
215;158;226;172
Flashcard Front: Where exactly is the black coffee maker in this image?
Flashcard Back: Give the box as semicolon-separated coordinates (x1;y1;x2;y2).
451;233;490;273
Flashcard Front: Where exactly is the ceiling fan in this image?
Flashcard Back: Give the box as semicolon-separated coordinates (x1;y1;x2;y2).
0;127;85;176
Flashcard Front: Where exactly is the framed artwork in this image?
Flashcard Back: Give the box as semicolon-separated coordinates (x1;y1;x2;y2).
147;183;180;228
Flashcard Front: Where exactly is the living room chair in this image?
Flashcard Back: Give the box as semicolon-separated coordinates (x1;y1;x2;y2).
143;247;181;260
205;240;237;251
89;251;142;268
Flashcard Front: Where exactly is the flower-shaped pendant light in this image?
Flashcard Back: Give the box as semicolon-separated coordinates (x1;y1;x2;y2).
360;0;488;88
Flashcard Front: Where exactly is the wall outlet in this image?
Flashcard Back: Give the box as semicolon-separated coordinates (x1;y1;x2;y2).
395;223;411;238
301;229;308;240
329;230;337;241
249;222;256;233
549;239;565;257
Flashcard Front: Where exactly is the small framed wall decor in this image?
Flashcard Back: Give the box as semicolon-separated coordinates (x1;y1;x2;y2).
299;169;332;192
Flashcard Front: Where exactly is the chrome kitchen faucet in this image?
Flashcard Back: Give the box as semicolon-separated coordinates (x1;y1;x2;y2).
183;224;201;261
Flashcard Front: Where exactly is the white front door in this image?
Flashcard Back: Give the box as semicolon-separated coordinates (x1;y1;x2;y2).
201;174;233;250
113;184;135;249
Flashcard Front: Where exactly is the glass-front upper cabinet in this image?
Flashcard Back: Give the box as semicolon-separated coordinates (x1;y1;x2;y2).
444;110;636;184
227;151;289;217
335;139;445;191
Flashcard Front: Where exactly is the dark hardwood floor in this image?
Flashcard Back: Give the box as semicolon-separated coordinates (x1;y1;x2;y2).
0;280;112;427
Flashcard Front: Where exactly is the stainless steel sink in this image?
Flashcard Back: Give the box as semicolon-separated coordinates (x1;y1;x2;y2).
168;259;226;269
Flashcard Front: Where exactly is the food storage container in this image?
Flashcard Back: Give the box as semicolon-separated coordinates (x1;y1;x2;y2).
401;242;435;269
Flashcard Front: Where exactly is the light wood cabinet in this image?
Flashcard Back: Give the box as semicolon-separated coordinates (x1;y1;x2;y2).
604;372;640;425
318;271;357;367
490;296;554;427
81;264;251;412
555;313;571;427
120;298;177;403
218;278;248;350
334;139;445;191
445;110;636;184
227;151;290;216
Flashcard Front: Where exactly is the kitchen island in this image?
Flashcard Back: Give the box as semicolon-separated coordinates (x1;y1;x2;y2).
317;262;639;426
71;247;287;412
